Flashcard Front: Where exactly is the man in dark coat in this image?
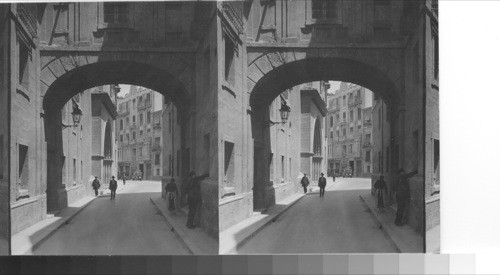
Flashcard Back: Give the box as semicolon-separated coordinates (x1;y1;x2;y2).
300;173;309;194
318;173;327;197
186;171;209;229
109;176;118;200
374;175;388;212
92;176;100;196
394;169;418;226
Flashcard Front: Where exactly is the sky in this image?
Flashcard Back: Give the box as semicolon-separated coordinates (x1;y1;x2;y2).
118;84;131;97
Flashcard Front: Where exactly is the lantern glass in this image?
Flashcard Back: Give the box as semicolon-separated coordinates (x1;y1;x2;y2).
279;103;291;123
71;106;83;126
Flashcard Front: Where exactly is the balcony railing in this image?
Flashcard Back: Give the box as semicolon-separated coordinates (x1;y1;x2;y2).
152;144;161;152
362;142;372;148
348;96;362;106
137;100;151;110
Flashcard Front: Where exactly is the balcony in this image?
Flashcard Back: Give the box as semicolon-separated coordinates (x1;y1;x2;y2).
338;119;347;125
153;123;161;130
362;142;372;148
348;96;362;107
152;144;161;152
137;99;151;110
364;119;372;126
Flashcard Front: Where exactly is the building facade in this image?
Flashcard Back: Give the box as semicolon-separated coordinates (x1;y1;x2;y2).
116;86;163;181
0;1;438;252
326;83;373;178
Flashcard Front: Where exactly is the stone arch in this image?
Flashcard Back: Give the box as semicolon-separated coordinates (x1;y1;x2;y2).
41;58;192;112
247;49;403;111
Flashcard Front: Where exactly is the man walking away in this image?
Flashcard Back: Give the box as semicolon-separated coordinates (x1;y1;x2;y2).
394;169;418;226
186;171;209;229
92;176;100;196
374;175;388;212
122;176;126;186
165;178;179;215
332;171;336;182
109;176;118;200
318;173;327;197
300;173;310;194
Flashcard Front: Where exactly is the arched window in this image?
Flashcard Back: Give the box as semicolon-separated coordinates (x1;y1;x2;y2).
313;118;322;156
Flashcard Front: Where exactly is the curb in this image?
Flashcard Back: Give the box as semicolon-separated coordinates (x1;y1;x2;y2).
16;196;98;255
358;194;401;253
149;198;194;255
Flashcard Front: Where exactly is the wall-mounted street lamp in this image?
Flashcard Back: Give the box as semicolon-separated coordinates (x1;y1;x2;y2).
268;101;291;127
61;104;83;129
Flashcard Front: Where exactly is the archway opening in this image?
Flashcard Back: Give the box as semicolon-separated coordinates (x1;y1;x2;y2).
42;61;191;214
249;58;400;212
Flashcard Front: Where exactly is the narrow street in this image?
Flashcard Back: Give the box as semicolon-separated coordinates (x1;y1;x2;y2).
33;181;190;255
237;178;399;254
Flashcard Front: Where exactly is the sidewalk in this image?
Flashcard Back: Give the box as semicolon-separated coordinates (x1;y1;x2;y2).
12;196;96;255
220;178;337;254
359;192;423;253
150;196;217;255
12;182;128;255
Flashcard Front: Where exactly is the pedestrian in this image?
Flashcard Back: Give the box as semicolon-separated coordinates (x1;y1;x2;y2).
91;176;100;196
394;169;418;226
109;176;117;200
165;178;179;215
332;170;336;182
122;176;126;186
318;172;327;197
300;173;309;194
374;175;388;212
186;171;209;229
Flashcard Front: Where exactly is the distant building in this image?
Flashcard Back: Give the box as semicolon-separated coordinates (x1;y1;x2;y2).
116;86;163;180
326;83;373;178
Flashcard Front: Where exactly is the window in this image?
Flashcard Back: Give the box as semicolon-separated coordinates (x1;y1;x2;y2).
336;130;339;137
120;119;123;130
365;151;371;162
147;111;151;124
104;2;128;24
155;154;160;165
140;114;143;125
224;141;235;186
126;117;129;126
350;110;353;122
330;131;333;139
156;169;160;176
120;135;123;142
139;130;143;138
342;112;346;120
343;128;346;136
281;156;285;180
312;0;338;20
366;134;371;141
138;146;142;157
18;144;29;194
358;108;362;120
349;127;353;134
18;39;30;89
73;158;76;182
132;99;135;109
224;35;236;86
349;144;353;153
126;133;129;141
132;115;136;125
343;95;346;106
132;132;136;140
155;137;160;146
330;117;333;127
336;114;339;122
432;25;439;80
367;165;371;173
374;0;391;32
342;145;346;155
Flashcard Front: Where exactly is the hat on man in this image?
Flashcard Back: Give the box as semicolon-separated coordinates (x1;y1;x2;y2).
111;176;115;179
320;173;324;176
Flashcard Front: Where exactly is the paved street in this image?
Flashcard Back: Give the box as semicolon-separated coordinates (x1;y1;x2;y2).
237;178;399;254
33;181;190;255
